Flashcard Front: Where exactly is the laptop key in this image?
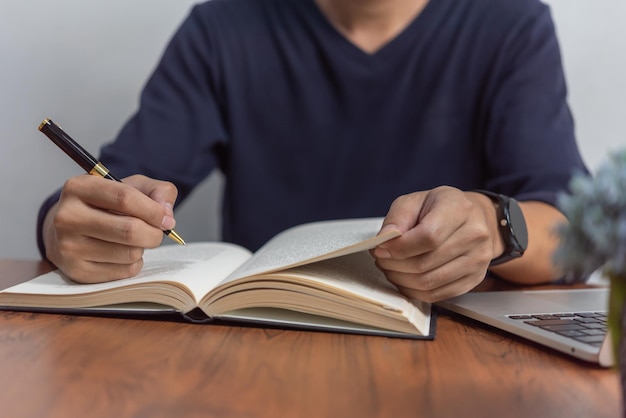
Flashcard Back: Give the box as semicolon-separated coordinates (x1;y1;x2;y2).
524;319;578;326
581;323;606;330
574;317;603;324
581;329;606;336
575;312;601;318
555;330;587;337
537;324;587;332
507;311;608;347
532;314;562;320
574;335;606;344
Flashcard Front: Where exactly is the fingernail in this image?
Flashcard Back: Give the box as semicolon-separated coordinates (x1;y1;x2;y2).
161;215;176;230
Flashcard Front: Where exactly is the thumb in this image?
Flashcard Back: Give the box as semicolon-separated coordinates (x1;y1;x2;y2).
379;193;426;236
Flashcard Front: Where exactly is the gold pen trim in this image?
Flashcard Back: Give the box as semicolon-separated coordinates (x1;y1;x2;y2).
89;162;186;246
165;229;187;246
89;162;110;178
38;118;51;131
38;117;187;247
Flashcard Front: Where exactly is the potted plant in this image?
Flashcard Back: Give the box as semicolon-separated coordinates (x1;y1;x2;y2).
554;149;626;415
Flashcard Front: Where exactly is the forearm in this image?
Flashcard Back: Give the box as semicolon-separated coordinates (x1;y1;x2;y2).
490;201;566;284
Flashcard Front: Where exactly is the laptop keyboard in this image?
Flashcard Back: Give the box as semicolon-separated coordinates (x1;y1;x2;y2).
508;312;607;347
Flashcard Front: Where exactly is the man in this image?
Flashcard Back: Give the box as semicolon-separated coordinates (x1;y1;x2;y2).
38;0;587;302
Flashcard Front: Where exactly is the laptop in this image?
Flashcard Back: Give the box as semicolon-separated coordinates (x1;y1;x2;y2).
436;287;614;367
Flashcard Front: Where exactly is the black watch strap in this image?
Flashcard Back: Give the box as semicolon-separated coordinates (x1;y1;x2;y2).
473;190;528;266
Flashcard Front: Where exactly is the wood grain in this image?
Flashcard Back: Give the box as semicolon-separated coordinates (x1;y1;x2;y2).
0;260;621;418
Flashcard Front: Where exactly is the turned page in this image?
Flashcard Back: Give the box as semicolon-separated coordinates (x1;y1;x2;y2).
272;250;431;334
223;218;400;283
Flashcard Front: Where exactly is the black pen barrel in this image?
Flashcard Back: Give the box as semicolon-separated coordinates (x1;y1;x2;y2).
38;118;100;175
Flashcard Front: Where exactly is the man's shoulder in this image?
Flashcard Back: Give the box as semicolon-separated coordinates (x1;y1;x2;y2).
463;0;547;13
192;0;288;19
183;0;301;36
437;0;553;44
448;0;549;24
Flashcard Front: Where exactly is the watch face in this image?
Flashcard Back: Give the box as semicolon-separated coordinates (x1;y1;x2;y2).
507;200;528;252
474;190;528;266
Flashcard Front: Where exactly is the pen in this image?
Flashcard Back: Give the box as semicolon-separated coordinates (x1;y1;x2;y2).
38;118;186;246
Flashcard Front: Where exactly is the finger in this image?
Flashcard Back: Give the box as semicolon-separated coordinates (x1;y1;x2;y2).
376;216;492;274
378;205;462;260
48;232;146;283
394;271;484;303
372;193;427;260
388;258;488;303
375;241;464;275
55;182;165;248
378;188;482;260
380;253;473;290
56;203;165;248
380;187;463;234
53;226;146;264
124;175;179;219
61;257;145;284
62;175;172;231
378;193;425;235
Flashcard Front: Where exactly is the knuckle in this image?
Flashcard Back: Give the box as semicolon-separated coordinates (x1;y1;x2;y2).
53;209;76;232
161;181;178;198
419;226;440;249
61;176;82;195
391;193;412;208
458;196;475;213
55;238;82;262
434;185;453;194
469;222;491;244
51;214;67;232
118;217;143;242
112;186;134;210
118;218;163;247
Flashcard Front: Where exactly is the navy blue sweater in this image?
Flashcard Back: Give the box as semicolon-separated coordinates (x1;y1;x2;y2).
38;0;587;254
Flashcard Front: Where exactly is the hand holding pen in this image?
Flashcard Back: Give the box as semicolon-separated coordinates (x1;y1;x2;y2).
38;118;186;283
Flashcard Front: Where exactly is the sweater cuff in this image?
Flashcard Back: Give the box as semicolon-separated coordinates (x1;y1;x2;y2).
36;189;62;260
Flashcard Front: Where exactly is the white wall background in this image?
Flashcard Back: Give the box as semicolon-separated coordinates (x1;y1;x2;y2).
0;0;624;259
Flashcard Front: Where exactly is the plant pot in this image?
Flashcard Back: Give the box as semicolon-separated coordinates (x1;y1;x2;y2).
609;274;626;417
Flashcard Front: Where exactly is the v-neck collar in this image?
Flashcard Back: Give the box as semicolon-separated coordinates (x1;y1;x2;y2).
304;0;440;60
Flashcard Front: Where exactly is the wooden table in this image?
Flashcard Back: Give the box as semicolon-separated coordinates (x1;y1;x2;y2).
0;260;621;418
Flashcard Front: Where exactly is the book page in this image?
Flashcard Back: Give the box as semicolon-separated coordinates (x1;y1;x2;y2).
203;250;430;335
137;243;253;300
263;251;429;334
226;218;399;282
0;242;252;307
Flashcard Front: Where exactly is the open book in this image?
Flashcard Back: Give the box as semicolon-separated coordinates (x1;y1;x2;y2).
0;218;432;338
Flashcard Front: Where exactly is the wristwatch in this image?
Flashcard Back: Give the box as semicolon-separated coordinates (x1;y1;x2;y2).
474;190;528;266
